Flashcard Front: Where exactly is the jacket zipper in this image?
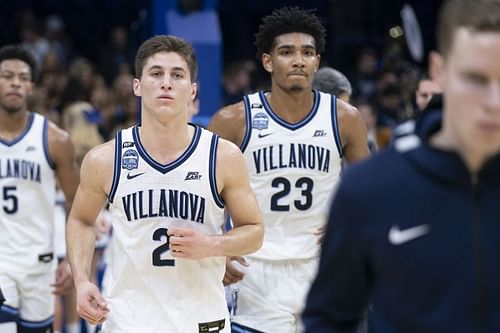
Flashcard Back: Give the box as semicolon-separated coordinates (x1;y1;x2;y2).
471;173;485;333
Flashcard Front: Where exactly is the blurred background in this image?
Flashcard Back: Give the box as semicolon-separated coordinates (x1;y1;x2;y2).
0;0;443;132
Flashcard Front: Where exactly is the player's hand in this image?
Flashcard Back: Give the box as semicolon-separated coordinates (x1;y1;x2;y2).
314;225;326;244
168;227;214;259
52;259;73;295
223;256;248;286
75;281;109;325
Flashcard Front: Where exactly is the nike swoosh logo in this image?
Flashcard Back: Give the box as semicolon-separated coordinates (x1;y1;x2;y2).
388;224;430;245
127;172;145;180
258;132;274;138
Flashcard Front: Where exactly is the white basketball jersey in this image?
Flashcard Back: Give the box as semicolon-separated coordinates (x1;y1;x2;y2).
241;90;343;260
0;112;56;272
105;125;229;333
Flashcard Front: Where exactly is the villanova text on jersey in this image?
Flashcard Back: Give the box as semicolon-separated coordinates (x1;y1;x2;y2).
121;188;206;223
252;143;331;174
0;157;42;182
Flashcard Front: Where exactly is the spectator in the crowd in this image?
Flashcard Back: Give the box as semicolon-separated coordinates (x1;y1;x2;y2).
313;66;352;102
415;72;442;112
97;26;135;87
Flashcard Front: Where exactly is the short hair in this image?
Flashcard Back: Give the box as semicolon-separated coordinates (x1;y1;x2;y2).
135;35;197;82
313;67;352;97
255;7;326;59
437;0;500;57
0;45;37;82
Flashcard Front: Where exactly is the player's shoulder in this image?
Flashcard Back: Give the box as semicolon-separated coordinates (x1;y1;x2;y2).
46;118;71;145
208;101;247;146
335;98;362;125
81;139;116;171
211;101;245;125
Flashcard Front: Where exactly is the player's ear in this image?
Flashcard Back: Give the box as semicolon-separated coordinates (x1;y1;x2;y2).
133;78;141;97
315;54;321;72
429;51;444;88
262;53;273;73
191;81;197;101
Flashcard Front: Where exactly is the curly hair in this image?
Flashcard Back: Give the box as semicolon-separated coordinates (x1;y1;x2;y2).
255;7;326;59
0;45;37;82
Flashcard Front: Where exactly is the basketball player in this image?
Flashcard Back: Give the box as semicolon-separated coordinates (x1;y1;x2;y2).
208;7;370;332
0;45;79;333
66;35;263;333
303;0;500;331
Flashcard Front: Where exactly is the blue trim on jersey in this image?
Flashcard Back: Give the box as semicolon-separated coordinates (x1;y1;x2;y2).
209;134;224;208
331;94;343;158
0;304;18;323
258;90;320;130
240;95;253;153
18;315;53;328
42;117;56;169
132;124;201;174
0;112;35;146
0;304;18;316
231;322;266;333
108;131;122;203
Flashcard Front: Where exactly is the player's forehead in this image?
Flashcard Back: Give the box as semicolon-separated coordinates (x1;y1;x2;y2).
143;51;189;72
0;59;32;74
273;32;316;50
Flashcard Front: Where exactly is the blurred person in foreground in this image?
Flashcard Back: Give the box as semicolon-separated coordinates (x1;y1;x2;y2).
303;0;500;332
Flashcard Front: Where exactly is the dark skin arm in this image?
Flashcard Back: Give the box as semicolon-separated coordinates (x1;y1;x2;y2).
47;122;80;295
208;102;246;147
337;99;371;163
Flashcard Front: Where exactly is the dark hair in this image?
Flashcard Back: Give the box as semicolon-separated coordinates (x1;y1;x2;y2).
255;7;326;59
0;45;37;82
313;67;352;97
437;0;500;57
135;35;197;81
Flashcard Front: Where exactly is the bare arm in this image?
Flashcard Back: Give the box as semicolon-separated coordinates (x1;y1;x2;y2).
208;102;246;146
47;122;80;294
48;121;80;210
337;100;371;163
214;138;263;255
67;142;113;285
66;142;114;324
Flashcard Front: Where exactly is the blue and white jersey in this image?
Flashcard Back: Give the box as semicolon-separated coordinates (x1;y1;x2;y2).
104;125;229;333
0;112;56;273
240;90;343;260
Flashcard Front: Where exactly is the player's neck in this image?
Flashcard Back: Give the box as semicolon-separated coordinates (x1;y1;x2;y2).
138;114;194;165
0;108;30;140
266;85;314;124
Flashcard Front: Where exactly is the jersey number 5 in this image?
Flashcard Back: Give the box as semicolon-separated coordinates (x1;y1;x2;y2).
270;177;313;211
2;186;18;214
152;228;175;266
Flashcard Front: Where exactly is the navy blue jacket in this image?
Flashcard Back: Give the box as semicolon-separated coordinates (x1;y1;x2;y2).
303;109;500;333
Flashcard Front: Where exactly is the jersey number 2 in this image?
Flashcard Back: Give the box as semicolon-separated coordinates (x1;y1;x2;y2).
2;186;18;214
152;228;175;266
270;177;313;211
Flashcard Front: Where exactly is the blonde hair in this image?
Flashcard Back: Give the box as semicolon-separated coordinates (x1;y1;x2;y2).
62;101;103;166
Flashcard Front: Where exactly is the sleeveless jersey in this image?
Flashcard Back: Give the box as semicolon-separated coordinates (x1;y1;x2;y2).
240;90;343;260
0;112;56;273
104;125;229;333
